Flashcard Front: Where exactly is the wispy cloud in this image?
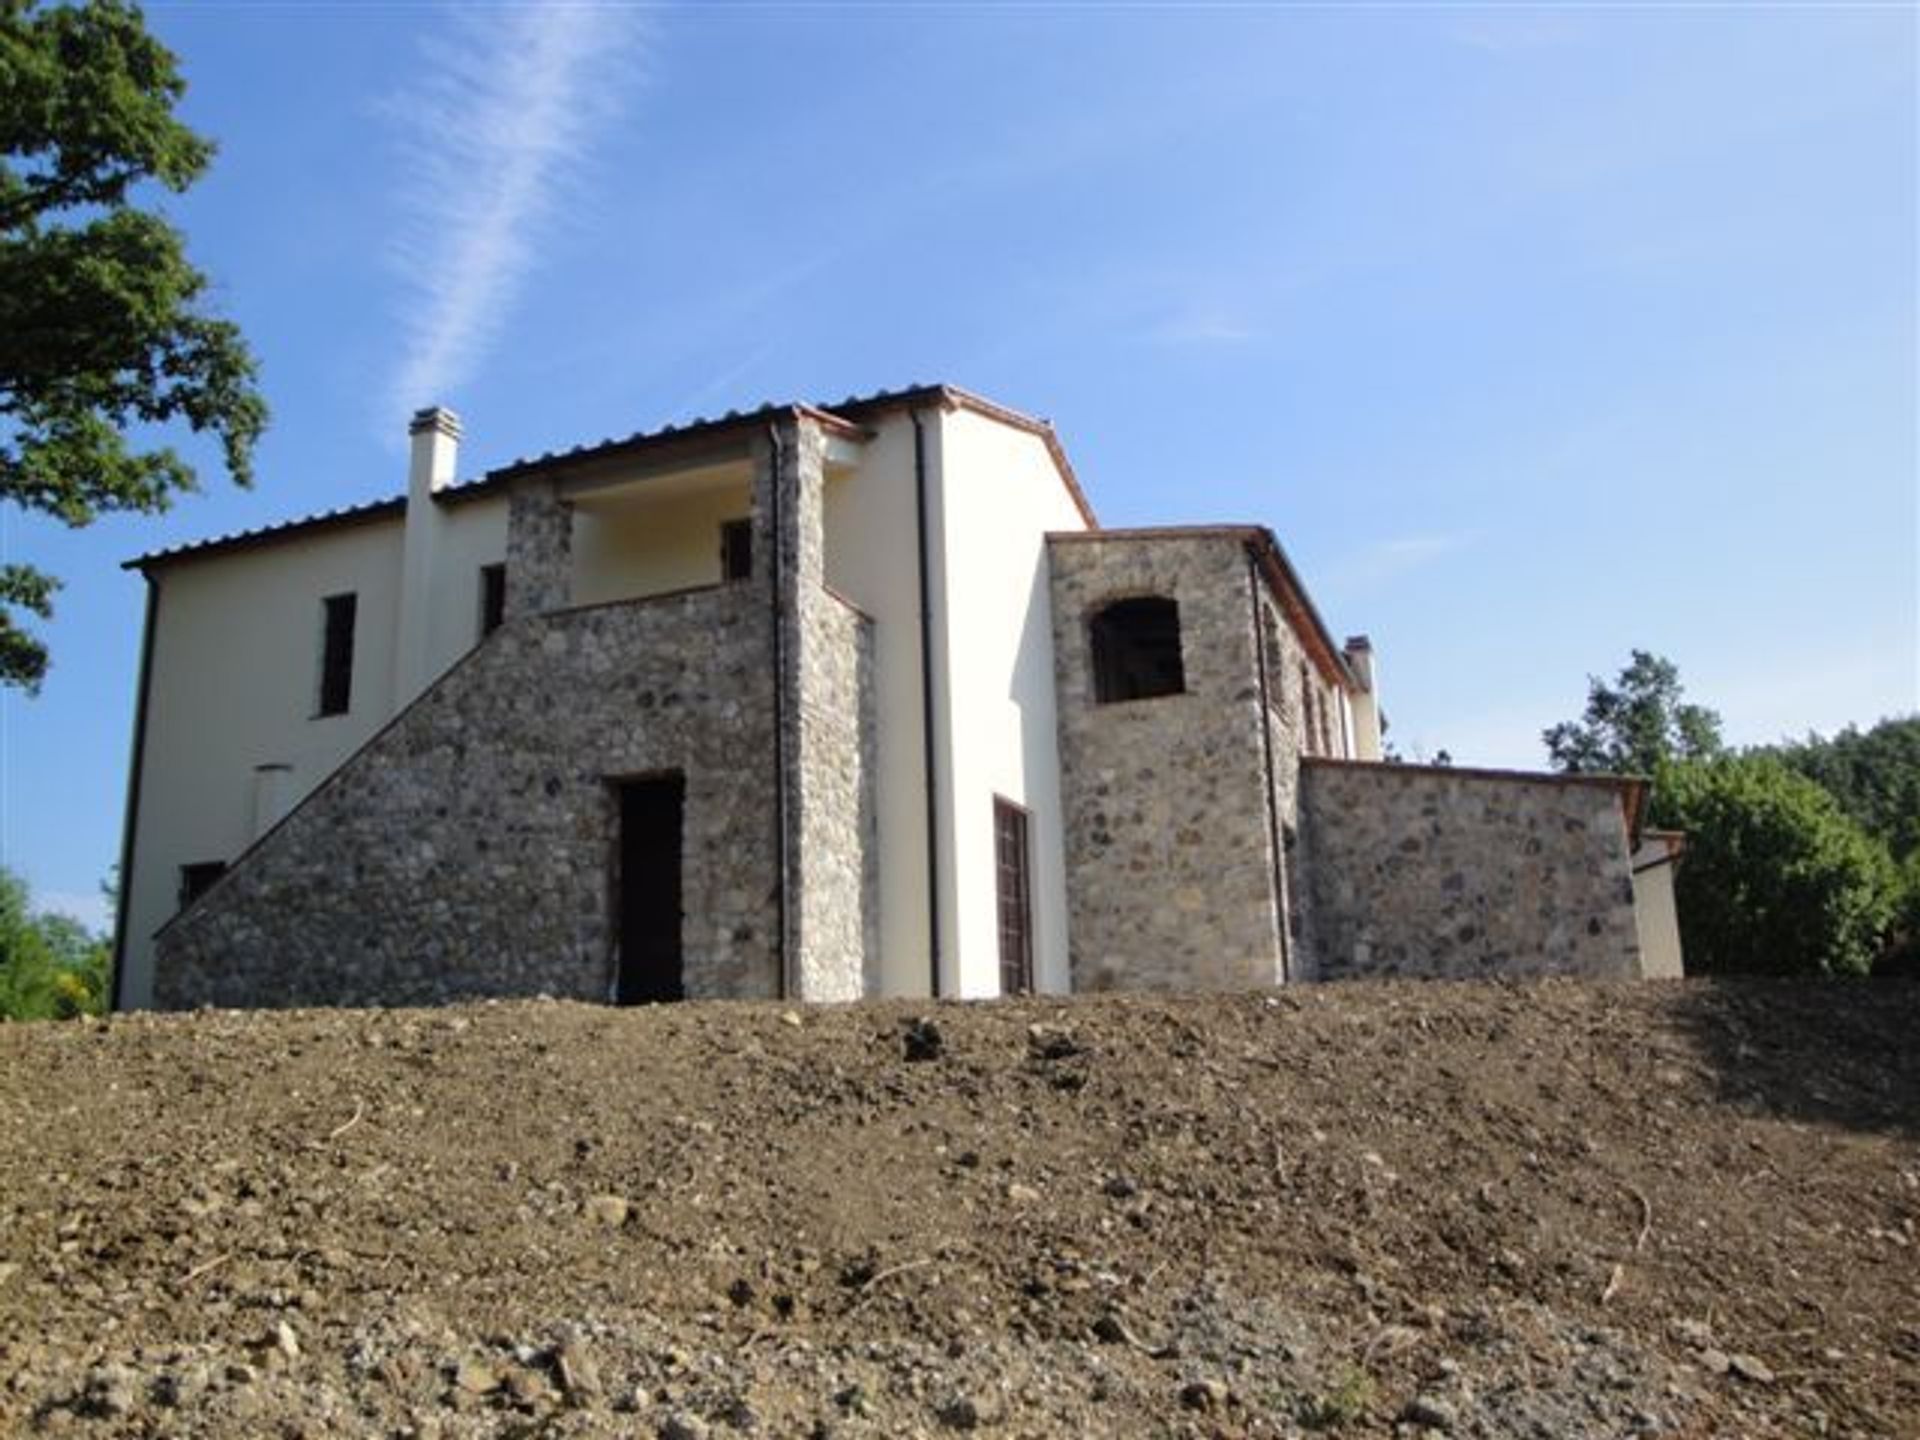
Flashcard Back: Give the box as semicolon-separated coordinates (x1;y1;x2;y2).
1325;531;1475;592
1146;307;1260;347
384;5;646;429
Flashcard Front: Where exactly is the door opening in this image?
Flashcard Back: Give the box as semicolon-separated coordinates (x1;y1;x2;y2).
615;774;685;1004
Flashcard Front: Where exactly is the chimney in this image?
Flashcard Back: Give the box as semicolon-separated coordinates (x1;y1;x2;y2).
408;405;462;500
394;406;462;707
1342;634;1384;761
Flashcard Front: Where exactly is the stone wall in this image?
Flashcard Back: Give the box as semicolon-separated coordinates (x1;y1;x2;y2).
791;591;876;1001
1300;760;1642;981
504;485;573;619
769;417;877;1002
1047;533;1285;991
154;585;783;1008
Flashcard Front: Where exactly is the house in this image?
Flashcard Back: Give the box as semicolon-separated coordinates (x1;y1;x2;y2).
110;385;1679;1011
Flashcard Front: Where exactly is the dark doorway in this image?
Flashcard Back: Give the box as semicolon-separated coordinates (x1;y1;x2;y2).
616;774;685;1004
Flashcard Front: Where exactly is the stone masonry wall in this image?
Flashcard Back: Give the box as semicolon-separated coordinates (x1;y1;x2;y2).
504;485;573;619
1300;760;1642;981
768;417;877;1002
154;585;781;1009
792;591;876;1000
1048;534;1285;992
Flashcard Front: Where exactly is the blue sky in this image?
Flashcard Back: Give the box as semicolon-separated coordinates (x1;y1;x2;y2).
2;1;1915;930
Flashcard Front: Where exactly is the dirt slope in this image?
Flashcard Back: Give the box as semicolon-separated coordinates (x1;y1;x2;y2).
1;980;1915;1439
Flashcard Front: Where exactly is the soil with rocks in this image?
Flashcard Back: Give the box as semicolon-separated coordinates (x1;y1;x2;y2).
2;979;1916;1439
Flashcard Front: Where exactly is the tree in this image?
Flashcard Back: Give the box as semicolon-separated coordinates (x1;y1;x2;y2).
1761;716;1920;864
1543;650;1724;775
1;0;265;689
1652;756;1896;978
0;867;109;1019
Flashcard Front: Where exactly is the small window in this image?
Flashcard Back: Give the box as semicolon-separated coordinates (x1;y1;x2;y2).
720;519;753;582
178;861;226;911
316;592;357;717
1089;596;1185;703
994;798;1033;995
1299;663;1316;755
478;563;507;637
1261;607;1288;717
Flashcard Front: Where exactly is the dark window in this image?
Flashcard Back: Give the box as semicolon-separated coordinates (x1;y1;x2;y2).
1261;608;1288;717
1299;663;1315;755
994;797;1033;995
317;593;357;717
720;519;753;582
1089;596;1185;703
479;563;507;637
178;861;226;911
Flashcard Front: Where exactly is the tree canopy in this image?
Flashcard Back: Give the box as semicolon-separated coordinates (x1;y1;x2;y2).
1542;650;1724;776
1546;652;1916;976
1;0;265;690
1652;756;1896;979
0;867;109;1019
1759;717;1920;864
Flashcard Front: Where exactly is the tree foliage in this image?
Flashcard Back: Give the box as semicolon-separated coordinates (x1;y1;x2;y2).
1651;757;1896;978
0;867;109;1020
1542;650;1724;776
1;0;265;689
1759;717;1920;864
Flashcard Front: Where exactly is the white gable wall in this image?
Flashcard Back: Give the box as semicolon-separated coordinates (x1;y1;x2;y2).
120;520;407;1007
930;408;1090;996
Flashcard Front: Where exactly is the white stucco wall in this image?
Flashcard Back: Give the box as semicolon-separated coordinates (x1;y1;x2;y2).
420;499;510;682
120;519;407;1007
928;409;1089;997
822;414;934;997
1631;837;1686;979
571;467;754;607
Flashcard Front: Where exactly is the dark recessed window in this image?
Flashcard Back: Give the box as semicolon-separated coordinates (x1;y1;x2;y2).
317;592;357;717
720;518;753;582
178;861;226;911
1089;596;1185;703
479;563;507;637
1299;663;1315;755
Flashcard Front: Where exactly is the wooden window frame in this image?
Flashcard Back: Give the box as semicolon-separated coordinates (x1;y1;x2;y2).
993;796;1034;996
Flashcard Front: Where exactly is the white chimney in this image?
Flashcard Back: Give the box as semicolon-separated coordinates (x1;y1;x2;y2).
394;406;461;707
1343;634;1384;761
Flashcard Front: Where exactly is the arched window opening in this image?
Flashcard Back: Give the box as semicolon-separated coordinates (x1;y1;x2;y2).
1090;596;1185;703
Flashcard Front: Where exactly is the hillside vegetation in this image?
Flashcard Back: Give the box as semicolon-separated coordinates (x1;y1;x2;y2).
1;981;1915;1437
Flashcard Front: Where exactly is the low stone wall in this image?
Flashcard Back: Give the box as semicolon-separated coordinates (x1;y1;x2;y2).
1048;533;1284;992
1300;760;1642;981
154;586;782;1009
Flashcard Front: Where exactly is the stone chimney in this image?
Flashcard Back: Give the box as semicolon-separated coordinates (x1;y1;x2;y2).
394;406;462;708
1343;634;1384;761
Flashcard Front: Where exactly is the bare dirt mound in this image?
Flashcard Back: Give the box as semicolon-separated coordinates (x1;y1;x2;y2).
1;979;1915;1438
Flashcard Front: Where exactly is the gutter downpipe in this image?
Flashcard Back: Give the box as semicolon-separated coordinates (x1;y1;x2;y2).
1248;549;1290;984
767;423;792;1001
109;573;160;1012
911;409;943;998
